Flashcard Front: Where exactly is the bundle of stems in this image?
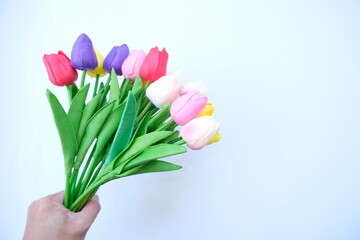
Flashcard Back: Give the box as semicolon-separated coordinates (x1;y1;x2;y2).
47;70;186;212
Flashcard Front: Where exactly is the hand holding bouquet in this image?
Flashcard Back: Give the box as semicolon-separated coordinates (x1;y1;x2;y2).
43;33;221;212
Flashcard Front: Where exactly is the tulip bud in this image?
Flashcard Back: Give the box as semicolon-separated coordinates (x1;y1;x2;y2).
43;51;78;86
139;46;168;82
180;116;221;150
87;48;107;78
71;33;98;71
103;44;130;75
146;75;181;108
121;50;146;80
170;91;208;125
180;80;208;96
197;103;214;117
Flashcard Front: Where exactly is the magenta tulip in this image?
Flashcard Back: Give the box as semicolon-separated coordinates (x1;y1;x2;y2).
170;91;208;125
43;51;78;86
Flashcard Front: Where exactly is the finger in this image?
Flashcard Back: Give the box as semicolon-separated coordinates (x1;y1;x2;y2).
77;195;101;226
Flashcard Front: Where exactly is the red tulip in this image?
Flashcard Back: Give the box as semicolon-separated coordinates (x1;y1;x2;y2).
43;51;78;86
139;46;168;82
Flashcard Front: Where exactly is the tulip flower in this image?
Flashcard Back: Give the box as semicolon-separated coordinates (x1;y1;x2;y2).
121;50;146;80
180;80;208;96
146;75;181;108
180;116;221;150
139;46;168;82
43;51;78;86
170;91;208;125
103;44;130;75
197;103;214;117
87;48;107;78
71;33;98;71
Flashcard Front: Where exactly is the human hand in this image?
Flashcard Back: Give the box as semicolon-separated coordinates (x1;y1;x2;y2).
23;191;101;240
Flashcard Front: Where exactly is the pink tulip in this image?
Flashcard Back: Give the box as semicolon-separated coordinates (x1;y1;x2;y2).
180;116;221;150
146;75;181;108
121;50;146;80
170;91;208;125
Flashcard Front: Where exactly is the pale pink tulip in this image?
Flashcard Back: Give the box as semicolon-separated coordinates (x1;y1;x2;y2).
146;75;181;108
170;91;207;125
122;50;146;79
180;116;221;150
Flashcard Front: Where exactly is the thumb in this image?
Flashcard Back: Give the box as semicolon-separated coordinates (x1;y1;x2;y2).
77;195;101;227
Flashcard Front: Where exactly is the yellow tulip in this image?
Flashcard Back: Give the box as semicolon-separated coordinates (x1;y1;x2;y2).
87;48;107;78
197;103;214;117
207;133;221;145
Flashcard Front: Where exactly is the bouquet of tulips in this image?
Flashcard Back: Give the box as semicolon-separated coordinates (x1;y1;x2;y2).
43;33;221;212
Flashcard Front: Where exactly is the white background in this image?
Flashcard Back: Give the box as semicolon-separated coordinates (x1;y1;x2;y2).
1;0;360;239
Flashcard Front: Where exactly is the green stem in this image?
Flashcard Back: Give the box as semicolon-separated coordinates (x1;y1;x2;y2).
168;137;183;144
76;156;100;199
157;119;176;131
73;146;96;198
88;161;104;186
80;71;87;88
93;74;100;97
175;140;186;145
134;101;152;126
69;176;108;211
66;85;73;105
69;169;79;205
73;188;99;212
98;75;111;108
64;174;71;208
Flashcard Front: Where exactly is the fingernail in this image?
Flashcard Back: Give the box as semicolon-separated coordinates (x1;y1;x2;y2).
93;195;99;202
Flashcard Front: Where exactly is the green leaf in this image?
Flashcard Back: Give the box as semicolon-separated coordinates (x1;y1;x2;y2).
135;112;152;137
109;69;119;107
93;101;126;160
124;160;182;176
74;101;115;169
119;78;130;103
69;83;79;100
148;104;171;132
77;90;103;142
103;92;137;168
46;89;77;175
123;144;186;171
112;131;174;171
159;131;180;144
99;82;105;92
68;84;90;136
132;76;143;98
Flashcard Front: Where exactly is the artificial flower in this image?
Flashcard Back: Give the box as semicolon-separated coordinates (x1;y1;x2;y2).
170;91;208;125
43;51;78;86
122;50;146;80
103;44;130;75
139;46;168;82
180;116;221;150
146;75;181;108
71;33;98;71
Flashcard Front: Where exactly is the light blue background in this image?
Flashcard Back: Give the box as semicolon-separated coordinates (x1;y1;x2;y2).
1;0;360;239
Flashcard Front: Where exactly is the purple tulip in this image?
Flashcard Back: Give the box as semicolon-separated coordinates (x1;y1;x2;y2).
103;44;130;75
71;33;98;71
